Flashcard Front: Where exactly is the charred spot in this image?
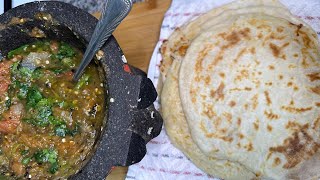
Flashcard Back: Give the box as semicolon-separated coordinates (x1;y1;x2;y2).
177;44;189;56
273;157;281;166
267;124;273;132
245;142;254;151
269;43;280;58
195;45;213;72
219;72;225;78
229;101;236;107
264;91;272;106
279;75;283;80
277;26;284;33
221;136;233;142
264;110;279;120
281;106;312;114
210;82;225;101
233;48;247;63
250;47;256;54
251;94;258;110
204;76;211;85
237;118;242;126
307;72;320;82
268;65;275;70
253;122;259;130
238;133;244;139
222;28;251;49
269;128;319;169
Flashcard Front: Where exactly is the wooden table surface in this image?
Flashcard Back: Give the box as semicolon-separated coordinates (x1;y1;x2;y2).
94;0;172;179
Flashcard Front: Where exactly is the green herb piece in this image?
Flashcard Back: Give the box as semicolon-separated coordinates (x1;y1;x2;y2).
61;57;75;68
33;148;57;164
21;149;29;156
54;124;68;137
26;86;43;109
5;98;11;108
49;162;59;174
21;157;31;165
50;68;65;74
7;44;28;59
31;68;43;79
33;148;59;174
17;83;29;99
75;74;90;90
56;43;75;60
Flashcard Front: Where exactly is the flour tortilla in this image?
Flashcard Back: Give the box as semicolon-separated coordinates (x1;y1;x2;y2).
179;12;320;179
161;60;257;180
159;0;313;87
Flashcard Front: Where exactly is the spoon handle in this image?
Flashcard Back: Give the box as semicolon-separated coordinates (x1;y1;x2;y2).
73;0;132;81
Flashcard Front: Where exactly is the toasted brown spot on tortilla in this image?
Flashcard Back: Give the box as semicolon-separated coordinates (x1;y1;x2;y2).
210;82;225;100
293;86;299;91
229;101;236;107
293;53;299;58
195;45;213;72
204;76;211;85
237;118;242;126
264;110;279;120
277;26;284;32
244;103;249;110
264;91;272;106
267;124;273;132
290;100;295;106
265;82;273;86
253;122;259;130
251;94;258;110
234;48;247;63
269;124;319;169
273;157;281;166
279;75;283;80
221;136;233;142
245;142;254;151
258;33;263;39
250;47;256;54
302;57;309;68
268;65;275;70
223;112;233;124
287;82;293;86
310;86;320;95
239;133;244;139
203;105;216;119
219;72;225;78
315;102;320;107
307;72;320;82
281;106;312;113
222;28;251;49
313;116;320;130
269;43;280;58
178;44;189;56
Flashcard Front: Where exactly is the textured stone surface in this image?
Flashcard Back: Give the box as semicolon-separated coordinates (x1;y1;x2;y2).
0;1;162;179
53;0;144;13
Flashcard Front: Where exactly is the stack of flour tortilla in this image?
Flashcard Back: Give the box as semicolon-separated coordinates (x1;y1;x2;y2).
159;0;320;179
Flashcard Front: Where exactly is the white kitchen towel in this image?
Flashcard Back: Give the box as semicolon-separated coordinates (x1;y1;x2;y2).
126;0;320;179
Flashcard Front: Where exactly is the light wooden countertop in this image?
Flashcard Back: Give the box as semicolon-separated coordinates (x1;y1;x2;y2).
94;0;172;179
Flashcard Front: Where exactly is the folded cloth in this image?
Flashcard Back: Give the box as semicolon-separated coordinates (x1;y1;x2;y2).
126;0;320;179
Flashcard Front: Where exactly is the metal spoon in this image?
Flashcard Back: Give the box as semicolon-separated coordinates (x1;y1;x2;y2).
73;0;133;81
